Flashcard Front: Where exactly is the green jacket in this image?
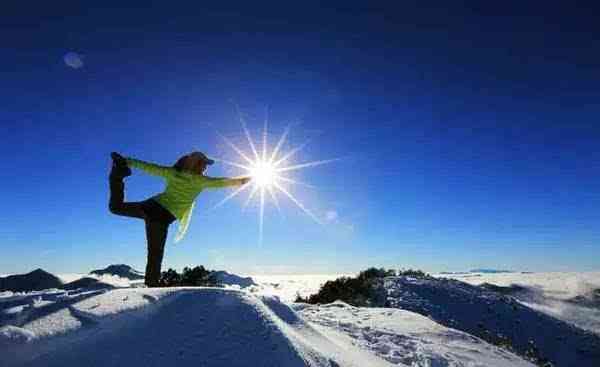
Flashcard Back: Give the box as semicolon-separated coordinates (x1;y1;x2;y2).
126;157;243;242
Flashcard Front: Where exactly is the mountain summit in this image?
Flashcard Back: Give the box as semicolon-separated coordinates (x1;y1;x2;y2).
0;268;63;292
89;264;144;280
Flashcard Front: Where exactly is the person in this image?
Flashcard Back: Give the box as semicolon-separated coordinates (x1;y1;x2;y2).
108;151;251;287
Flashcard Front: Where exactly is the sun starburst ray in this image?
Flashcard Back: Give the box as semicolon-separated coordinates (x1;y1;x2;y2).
273;181;322;225
276;158;339;173
213;158;251;171
216;117;338;244
219;134;254;165
241;120;260;161
259;188;266;245
276;176;317;189
243;122;260;160
262;108;269;161
235;103;261;161
273;140;310;167
267;186;282;215
242;184;260;211
269;125;291;164
210;182;251;210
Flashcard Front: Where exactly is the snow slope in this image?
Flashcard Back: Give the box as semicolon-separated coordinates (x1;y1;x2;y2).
1;287;394;367
385;276;600;366
435;271;600;335
296;301;534;367
0;285;538;367
4;271;595;366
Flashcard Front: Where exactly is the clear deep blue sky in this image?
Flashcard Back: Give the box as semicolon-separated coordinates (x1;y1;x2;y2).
2;2;599;274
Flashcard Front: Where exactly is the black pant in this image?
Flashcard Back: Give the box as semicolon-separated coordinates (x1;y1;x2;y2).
109;174;176;287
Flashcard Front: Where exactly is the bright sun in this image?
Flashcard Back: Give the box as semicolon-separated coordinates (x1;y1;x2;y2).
249;161;277;188
211;110;338;245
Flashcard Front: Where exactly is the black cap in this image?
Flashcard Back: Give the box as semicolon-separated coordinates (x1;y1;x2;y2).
190;151;214;165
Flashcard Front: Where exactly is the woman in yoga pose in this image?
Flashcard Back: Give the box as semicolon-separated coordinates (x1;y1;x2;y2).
109;152;250;287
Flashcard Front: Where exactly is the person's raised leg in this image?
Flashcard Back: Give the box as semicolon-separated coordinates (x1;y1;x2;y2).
144;220;169;287
108;153;145;219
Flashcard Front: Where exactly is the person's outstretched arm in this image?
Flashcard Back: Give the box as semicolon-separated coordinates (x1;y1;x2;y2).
126;157;174;178
201;176;251;188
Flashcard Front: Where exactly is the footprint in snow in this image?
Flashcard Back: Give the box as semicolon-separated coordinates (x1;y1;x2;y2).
142;294;157;303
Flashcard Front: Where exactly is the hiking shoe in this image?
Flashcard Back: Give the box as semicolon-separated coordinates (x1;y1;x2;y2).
111;152;131;178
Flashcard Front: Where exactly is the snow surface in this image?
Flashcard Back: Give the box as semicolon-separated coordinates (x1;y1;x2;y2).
1;287;393;367
436;271;600;334
2;281;537;367
385;276;600;367
2;271;597;366
296;301;533;367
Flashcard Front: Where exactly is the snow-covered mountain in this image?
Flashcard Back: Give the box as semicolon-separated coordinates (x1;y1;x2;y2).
89;264;144;280
210;270;256;288
0;267;139;294
385;276;600;366
436;271;600;335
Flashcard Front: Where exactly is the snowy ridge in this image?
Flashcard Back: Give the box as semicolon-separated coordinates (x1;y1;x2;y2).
385;276;600;366
436;271;600;334
1;288;395;367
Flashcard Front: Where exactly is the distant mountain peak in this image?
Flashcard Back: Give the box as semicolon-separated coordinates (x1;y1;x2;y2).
90;264;144;280
210;270;256;288
0;268;63;292
30;268;49;274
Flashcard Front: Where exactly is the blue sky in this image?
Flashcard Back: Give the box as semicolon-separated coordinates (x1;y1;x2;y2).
2;3;600;274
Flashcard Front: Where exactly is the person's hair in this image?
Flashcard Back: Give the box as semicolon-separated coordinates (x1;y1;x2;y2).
173;152;207;173
173;154;189;172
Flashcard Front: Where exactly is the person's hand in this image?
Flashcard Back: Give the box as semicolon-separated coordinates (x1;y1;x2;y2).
239;177;252;185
